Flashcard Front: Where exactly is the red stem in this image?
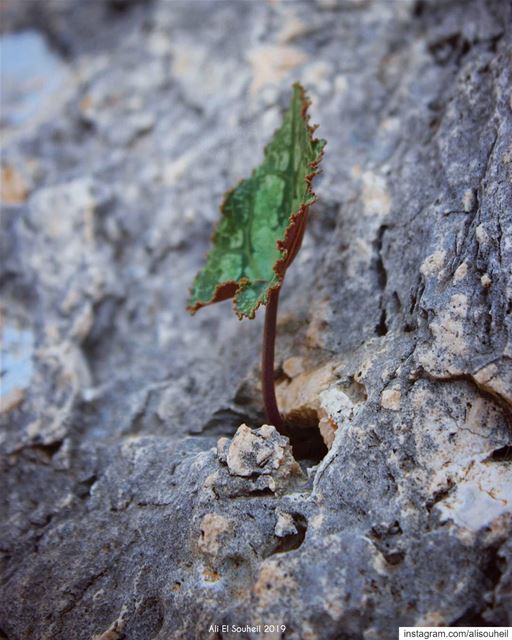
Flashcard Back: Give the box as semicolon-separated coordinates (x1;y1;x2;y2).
262;286;288;435
261;213;310;437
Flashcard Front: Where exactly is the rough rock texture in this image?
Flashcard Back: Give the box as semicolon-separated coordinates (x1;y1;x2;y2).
1;1;511;638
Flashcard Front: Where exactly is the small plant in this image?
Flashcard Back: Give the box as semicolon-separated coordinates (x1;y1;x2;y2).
187;83;326;435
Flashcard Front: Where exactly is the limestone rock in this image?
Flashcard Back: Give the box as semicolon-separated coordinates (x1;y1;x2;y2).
274;512;298;538
1;0;511;638
219;424;303;494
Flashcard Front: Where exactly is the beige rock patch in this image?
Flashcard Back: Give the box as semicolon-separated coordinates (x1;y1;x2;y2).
318;413;338;449
198;513;232;557
253;560;296;609
419;293;468;376
305;298;333;349
361;171;391;216
480;273;492;288
277;15;312;43
462;189;475;212
276;362;335;425
317;386;360;449
300;61;334;96
381;387;401;411
0;165;29;204
247;45;307;94
420;250;446;277
0;388;25;415
474;362;512;407
453;262;468;283
475;224;489;245
410;382;509;495
436;462;512;532
282;356;306;379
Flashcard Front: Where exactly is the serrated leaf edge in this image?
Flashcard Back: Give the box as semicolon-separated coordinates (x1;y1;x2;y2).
187;82;326;320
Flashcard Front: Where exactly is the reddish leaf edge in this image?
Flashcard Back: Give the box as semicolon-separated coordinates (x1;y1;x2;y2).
186;82;326;321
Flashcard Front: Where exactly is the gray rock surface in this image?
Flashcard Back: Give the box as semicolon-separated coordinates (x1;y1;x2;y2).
1;0;511;638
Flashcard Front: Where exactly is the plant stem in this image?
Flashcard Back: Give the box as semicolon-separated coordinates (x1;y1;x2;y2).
262;286;288;435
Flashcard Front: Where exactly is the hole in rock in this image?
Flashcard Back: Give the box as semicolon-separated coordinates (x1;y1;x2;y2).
247;488;274;498
28;439;64;462
486;444;512;462
384;550;405;566
75;474;98;499
229;373;330;465
342;377;368;403
375;308;388;336
284;410;328;465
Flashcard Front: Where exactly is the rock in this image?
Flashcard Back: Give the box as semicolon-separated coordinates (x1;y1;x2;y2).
197;513;232;558
380;387;401;411
436;461;512;532
274;512;298;538
0;30;72;143
276;362;335;426
1;0;511;638
222;424;303;492
361;170;392;217
216;436;230;464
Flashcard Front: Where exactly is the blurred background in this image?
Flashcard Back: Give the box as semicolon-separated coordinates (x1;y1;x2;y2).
1;0;400;442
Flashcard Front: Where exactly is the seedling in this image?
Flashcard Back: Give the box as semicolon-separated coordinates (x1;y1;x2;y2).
187;83;325;435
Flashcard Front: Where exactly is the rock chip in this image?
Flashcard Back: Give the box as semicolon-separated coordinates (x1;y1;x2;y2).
274;512;298;538
222;424;302;490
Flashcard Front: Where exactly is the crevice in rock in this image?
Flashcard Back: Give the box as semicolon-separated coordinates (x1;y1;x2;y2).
74;474;98;499
426;478;455;513
373;225;388;291
373;225;390;337
375;307;388;336
201;407;256;437
369;521;404;566
412;0;425;18
81;294;125;384
342;377;369;404
107;0;151;16
21;439;64;463
403;320;416;333
285;415;328;465
392;291;402;314
243;488;274;498
383;549;405;566
485;444;512;463
427;32;471;67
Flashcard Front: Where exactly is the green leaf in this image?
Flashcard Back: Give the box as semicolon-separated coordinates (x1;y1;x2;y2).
187;82;326;320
